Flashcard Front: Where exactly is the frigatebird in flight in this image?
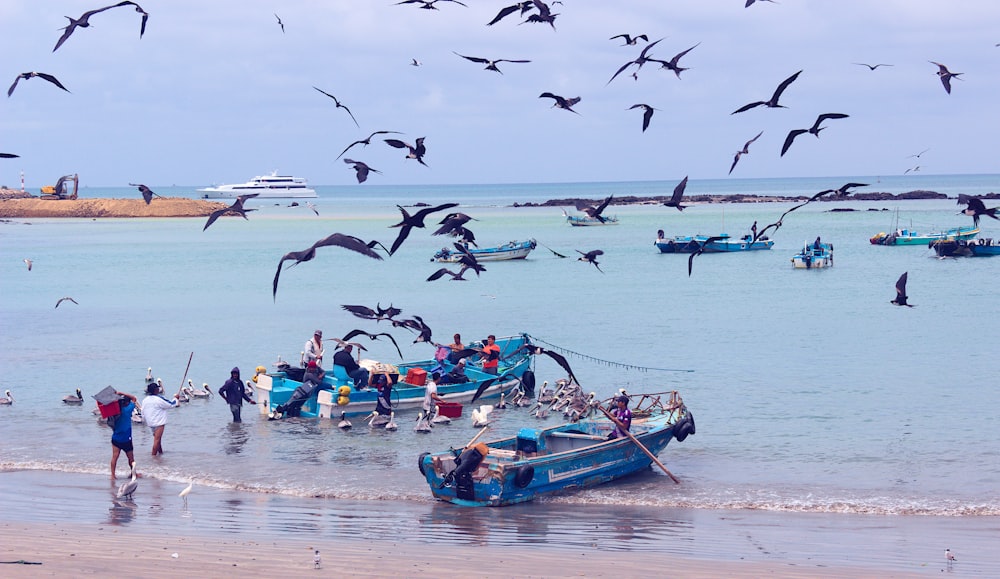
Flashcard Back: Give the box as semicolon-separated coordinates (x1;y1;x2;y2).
732;70;802;114
388;203;459;255
203;194;258;231
272;233;383;299
729;131;763;175
780;113;849;156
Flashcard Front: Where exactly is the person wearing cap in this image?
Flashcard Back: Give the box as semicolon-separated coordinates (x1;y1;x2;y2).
437;358;470;385
109;390;138;479
142;380;179;455
608;395;632;440
304;329;325;368
302;359;325;387
218;367;255;423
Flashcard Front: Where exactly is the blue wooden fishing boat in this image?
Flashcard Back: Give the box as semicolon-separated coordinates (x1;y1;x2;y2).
432;239;537;263
564;209;619;226
869;225;979;246
419;391;694;507
655;233;773;253
931;237;1000;257
255;334;533;419
791;240;834;268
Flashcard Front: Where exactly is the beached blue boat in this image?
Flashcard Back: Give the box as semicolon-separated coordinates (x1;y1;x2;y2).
432;239;537;263
655;233;773;253
791;241;834;268
255;334;533;419
931;237;1000;257
419;391;694;507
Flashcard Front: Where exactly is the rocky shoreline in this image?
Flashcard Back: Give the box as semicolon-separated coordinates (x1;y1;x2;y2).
511;189;986;208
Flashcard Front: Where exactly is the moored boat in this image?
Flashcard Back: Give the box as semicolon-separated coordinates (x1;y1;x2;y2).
566;214;619;226
791;240;834;268
254;334;533;419
432;239;537;263
419;391;694;507
869;225;978;246
930;237;1000;257
198;171;317;199
655;233;773;253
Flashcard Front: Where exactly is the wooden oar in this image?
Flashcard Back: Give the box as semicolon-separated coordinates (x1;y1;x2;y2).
175;352;194;398
599;406;679;484
465;425;489;449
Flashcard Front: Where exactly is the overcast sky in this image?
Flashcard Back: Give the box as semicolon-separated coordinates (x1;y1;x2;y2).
2;1;999;188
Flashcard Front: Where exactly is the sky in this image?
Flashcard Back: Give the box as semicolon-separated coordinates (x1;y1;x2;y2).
2;1;999;188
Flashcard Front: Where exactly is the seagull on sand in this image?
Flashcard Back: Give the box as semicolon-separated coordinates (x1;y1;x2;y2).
945;548;956;564
731;70;802;114
55;297;79;308
8;72;70;97
336;131;402;160
312;86;360;128
453;52;530;74
780;113;849;156
343;159;381;184
203;193;258;231
272;233;383;299
663;176;690;211
387;203;459;255
628;104;657;132
129;183;163;204
929;61;962;94
729;131;763;175
539;92;581;114
576;249;604;273
891;272;913;307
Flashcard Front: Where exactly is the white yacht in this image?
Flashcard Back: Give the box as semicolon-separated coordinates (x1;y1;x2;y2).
198;172;317;199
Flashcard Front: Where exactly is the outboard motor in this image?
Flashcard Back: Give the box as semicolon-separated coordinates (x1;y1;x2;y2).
275;381;318;417
440;444;487;501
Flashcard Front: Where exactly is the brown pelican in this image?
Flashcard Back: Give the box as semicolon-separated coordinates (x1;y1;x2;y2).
63;388;83;404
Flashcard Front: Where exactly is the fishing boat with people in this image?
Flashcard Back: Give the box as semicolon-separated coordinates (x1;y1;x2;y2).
432;239;537;263
930;237;1000;257
791;239;834;269
198;171;317;199
254;334;534;419
419;390;694;507
655;232;773;253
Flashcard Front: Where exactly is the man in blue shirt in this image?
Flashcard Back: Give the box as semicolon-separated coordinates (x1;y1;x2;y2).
110;390;138;479
608;395;632;440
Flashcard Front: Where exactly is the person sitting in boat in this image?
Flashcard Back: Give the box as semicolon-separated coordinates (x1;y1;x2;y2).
447;333;465;364
302;360;325;388
333;344;369;389
607;395;632;440
813;236;822;250
304;329;324;369
656;229;665;242
370;370;394;416
437;358;470;385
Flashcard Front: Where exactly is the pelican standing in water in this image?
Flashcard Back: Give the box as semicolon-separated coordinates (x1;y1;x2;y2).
338;412;352;429
63;388;83;404
431;404;452;424
384;411;398;431
414;411;433;432
0;389;13;404
117;463;139;499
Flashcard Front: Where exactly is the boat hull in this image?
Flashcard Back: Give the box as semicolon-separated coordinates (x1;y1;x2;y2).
655;234;773;253
931;237;1000;257
198;173;317;199
870;226;978;246
791;242;834;268
433;240;536;263
567;215;618;226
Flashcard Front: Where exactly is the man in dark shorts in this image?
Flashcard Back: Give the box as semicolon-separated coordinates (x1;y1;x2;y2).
110;390;138;479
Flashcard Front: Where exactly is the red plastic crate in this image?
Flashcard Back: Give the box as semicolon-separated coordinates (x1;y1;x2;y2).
405;367;427;386
98;401;120;419
437;401;462;418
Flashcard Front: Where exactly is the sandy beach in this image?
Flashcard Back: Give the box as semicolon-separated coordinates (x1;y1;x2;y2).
0;197;226;218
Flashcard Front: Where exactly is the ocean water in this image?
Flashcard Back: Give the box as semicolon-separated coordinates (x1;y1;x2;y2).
1;173;999;520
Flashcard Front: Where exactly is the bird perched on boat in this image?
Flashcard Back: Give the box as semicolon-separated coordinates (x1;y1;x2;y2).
891;272;913;307
729;131;763;175
312;86;359;128
23;258;32;271
607;38;664;84
341;329;403;358
387;202;459;255
343;159;381;183
628;104;657;132
431;405;452;424
576;249;604;273
853;62;892;70
663;176;690;211
732;70;802;114
63;388;83;405
336;130;402;160
338;412;352;429
272;233;383;299
384;137;428;167
53;2;148;52
0;390;12;405
956;194;999;227
384;411;399;431
414;411;433;432
576;195;613;223
55;297;78;308
929;61;962;94
780;113;850;156
610;33;648;46
7;72;70;97
274;13;284;33
117;462;139;499
539;92;581;114
687;236;726;277
453;52;530;74
649;42;700;79
202;193;259;231
128;183;163;204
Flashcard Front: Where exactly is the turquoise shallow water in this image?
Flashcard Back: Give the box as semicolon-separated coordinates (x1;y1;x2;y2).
1;173;999;518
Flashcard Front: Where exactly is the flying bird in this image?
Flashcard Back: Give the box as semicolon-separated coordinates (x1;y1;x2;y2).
516;345;579;385
663;176;690;211
396;0;467;9
522;0;558;29
453;52;530;74
434;212;477;236
203;193;259;231
341;329;403;358
53;2;148;52
628;104;657;132
410;58;422;67
23;258;32;271
780;113;849;156
891;272;913;307
305;202;319;216
336;130;401;160
929;61;962;94
8;72;70;97
343;159;381;184
388;202;459;255
609;33;648;46
272;233;383;299
729;131;763;174
576;249;604;273
650;42;700;78
342;303;402;322
732;70;802;114
823;182;868;197
687;236;726;277
907;148;930;159
55;297;79;308
745;0;778;6
486;2;534;26
1;153;19;158
751;189;837;245
274;13;284;33
128;183;162;204
607;38;664;84
957;194;999;227
576;195;613;222
427;265;476;282
312;86;359;128
853;62;892;70
384;137;428;166
539;92;581;114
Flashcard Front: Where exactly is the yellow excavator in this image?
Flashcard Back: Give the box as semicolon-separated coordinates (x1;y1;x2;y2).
40;173;78;200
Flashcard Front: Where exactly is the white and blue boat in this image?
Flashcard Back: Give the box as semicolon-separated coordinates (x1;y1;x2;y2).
255;334;533;419
432;239;537;263
791;240;834;268
419;392;694;507
655;233;773;253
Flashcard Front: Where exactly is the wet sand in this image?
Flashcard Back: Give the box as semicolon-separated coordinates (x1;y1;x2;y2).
0;470;988;577
0;197;226;218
